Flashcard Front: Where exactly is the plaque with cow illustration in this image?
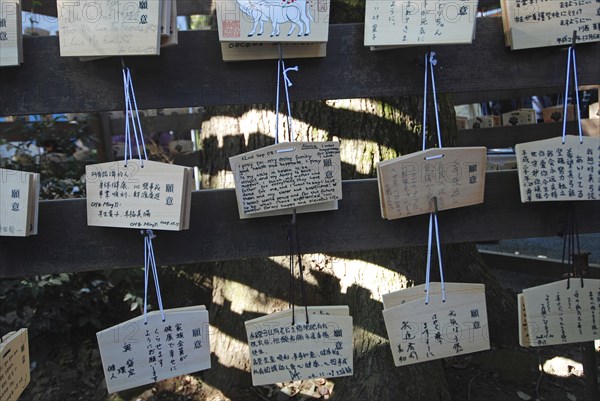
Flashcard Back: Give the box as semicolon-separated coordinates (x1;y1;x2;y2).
216;0;330;42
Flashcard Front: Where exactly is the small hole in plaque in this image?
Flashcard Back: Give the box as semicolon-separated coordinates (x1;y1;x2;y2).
425;154;444;160
277;148;296;153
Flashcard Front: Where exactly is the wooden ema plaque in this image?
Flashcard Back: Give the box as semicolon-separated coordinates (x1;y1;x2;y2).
521;279;600;347
377;147;487;219
515;136;600;202
229;142;342;219
221;42;327;61
85;160;193;231
364;0;478;47
0;1;23;67
0;168;40;237
57;0;162;57
382;283;490;367
0;329;30;401
502;0;600;50
518;293;530;347
96;306;211;394
245;306;353;386
216;0;330;43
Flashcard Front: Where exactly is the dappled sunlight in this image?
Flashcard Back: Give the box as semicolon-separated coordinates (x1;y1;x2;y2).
541;356;583;378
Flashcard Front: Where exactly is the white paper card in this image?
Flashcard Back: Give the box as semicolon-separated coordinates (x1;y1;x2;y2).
245;306;353;386
0;329;30;401
383;283;490;366
522;279;600;347
364;0;478;46
515;136;600;202
57;0;162;56
216;0;330;42
229;142;342;217
86;160;192;230
96;306;211;394
377;147;487;219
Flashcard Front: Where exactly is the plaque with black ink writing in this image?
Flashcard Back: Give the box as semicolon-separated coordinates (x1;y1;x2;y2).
383;283;490;366
216;0;330;43
0;328;30;401
85;160;193;230
518;293;530;347
0;168;40;237
516;135;600;202
221;41;327;61
365;0;478;47
377;147;487;219
57;0;162;56
245;306;353;386
96;306;211;393
229;142;342;218
502;0;600;50
0;0;22;67
521;279;600;347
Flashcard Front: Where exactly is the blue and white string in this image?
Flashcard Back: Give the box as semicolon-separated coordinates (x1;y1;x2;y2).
562;47;583;144
274;46;299;144
422;51;445;304
122;66;148;166
143;229;165;324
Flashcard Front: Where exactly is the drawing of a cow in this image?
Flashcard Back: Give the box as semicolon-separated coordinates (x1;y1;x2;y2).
236;0;314;37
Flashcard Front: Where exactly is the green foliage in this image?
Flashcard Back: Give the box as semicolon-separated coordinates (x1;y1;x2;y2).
1;116;97;199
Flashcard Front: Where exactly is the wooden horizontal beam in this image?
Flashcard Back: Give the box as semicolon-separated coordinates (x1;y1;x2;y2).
1;171;598;278
2;19;598;116
457;120;600;148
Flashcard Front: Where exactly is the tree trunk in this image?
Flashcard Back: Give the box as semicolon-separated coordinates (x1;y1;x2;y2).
197;96;516;400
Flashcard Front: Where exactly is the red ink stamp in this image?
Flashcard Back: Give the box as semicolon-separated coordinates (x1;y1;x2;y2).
223;20;240;38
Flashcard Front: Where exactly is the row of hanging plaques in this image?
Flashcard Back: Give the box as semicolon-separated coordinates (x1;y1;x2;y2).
1;0;599;65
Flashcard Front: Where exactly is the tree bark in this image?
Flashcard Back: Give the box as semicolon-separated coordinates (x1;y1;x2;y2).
197;96;516;400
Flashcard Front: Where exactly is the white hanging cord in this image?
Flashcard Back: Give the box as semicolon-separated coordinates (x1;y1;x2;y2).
561;48;572;144
142;230;165;324
275;45;282;144
121;65;147;167
429;52;443;148
422;53;428;152
571;48;583;143
282;61;299;143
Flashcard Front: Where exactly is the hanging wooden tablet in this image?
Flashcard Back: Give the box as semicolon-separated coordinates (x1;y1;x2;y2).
221;42;326;62
85;160;193;230
521;279;600;347
518;293;531;347
56;0;162;56
0;168;40;237
229;141;342;219
501;0;600;50
377;147;487;219
96;306;210;394
160;0;178;48
245;306;353;386
0;328;30;401
0;0;22;67
364;0;478;47
515;135;600;202
215;0;330;43
382;283;490;367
